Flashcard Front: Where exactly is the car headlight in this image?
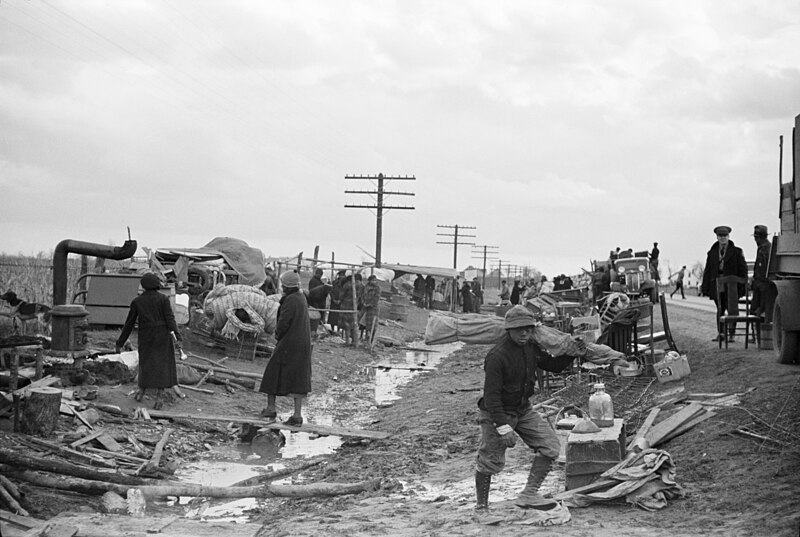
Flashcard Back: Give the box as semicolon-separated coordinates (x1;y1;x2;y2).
638;265;646;273
617;266;626;274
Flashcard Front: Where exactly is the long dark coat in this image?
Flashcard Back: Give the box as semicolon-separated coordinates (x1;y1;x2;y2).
259;289;312;396
116;290;180;389
700;240;748;300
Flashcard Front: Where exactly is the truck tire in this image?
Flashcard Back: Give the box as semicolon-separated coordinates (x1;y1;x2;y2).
773;301;800;364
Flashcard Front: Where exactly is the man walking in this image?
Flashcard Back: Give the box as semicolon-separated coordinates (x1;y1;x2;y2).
670;266;686;299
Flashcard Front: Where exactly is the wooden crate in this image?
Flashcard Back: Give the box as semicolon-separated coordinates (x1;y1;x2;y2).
565;418;626;490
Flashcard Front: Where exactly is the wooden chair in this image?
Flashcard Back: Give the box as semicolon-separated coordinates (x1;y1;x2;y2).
715;276;761;349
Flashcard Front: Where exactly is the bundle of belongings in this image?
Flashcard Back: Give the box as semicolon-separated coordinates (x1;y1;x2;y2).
423;311;625;367
203;284;280;339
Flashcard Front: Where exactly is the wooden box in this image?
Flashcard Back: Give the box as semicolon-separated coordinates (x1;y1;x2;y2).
565;418;626;490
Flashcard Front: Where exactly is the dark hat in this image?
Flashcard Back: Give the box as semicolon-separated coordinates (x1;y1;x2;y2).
140;273;161;290
368;274;377;281
504;305;537;329
753;225;768;237
314;267;324;276
337;269;347;275
713;225;732;236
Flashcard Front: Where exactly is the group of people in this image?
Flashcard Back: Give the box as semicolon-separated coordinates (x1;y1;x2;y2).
311;268;382;347
498;273;573;307
412;274;438;309
459;277;484;313
699;224;772;342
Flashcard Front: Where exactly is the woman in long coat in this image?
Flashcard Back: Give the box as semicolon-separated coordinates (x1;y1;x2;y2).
259;270;311;426
116;272;181;409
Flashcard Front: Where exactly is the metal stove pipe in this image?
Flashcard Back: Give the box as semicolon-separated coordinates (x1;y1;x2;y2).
53;239;138;305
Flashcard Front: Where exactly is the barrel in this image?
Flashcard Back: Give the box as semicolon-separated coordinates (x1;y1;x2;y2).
51;304;89;352
389;295;409;322
759;323;773;350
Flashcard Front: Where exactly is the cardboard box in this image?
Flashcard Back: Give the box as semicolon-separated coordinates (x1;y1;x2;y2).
654;354;691;383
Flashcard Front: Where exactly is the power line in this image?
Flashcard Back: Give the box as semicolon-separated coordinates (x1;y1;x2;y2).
436;224;476;270
345;173;415;267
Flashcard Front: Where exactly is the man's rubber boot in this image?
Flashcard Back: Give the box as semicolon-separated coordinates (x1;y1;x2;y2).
474;472;503;525
514;456;558;510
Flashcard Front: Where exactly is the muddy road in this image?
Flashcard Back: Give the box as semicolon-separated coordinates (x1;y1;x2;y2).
2;293;799;537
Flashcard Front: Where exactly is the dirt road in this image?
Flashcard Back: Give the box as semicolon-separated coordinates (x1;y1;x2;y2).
2;293;799;537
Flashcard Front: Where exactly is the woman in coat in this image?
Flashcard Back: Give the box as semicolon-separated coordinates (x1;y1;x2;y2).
259;270;312;426
116;272;181;409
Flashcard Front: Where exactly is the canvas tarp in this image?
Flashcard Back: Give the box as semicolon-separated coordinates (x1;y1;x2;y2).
565;449;683;511
156;237;267;287
423;311;626;365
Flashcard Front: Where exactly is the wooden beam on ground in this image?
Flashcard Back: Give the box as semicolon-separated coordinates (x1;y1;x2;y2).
49;512;264;537
145;409;391;440
6;470;382;500
627;407;660;450
659;409;717;444
645;403;705;447
17;437;117;469
139;429;172;475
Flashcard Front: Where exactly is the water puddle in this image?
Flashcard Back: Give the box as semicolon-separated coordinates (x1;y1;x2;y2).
177;340;463;521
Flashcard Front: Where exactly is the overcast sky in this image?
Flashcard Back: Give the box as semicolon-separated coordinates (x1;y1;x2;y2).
2;0;799;279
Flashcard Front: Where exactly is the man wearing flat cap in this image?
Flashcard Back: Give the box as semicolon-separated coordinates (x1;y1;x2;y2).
701;226;748;341
473;305;587;515
751;225;774;319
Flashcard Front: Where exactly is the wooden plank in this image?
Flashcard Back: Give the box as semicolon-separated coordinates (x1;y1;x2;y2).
0;509;45;530
70;430;105;449
146;409;391;440
627;407;660;450
645;403;705;447
660;409;717;444
3;376;61;403
50;513;264;537
17;437;117;469
96;433;123;453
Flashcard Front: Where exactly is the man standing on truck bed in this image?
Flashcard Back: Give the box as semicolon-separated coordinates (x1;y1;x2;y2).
701;225;748;342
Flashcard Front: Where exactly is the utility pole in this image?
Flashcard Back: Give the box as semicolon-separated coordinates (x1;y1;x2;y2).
472;245;499;288
345;173;415;267
436;224;476;269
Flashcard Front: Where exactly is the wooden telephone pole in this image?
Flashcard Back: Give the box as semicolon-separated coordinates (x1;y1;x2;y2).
472;245;499;288
344;173;415;267
436;224;476;269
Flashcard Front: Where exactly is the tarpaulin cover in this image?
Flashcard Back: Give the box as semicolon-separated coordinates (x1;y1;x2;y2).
156;237;267;287
565;449;683;511
423;311;625;365
203;237;267;287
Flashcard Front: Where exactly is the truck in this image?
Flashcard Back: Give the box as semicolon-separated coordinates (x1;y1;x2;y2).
591;250;658;304
769;112;800;364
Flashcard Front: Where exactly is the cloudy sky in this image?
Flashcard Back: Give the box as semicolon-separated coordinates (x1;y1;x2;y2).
1;0;799;279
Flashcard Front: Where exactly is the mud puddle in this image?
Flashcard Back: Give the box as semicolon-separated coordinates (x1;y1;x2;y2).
174;341;463;520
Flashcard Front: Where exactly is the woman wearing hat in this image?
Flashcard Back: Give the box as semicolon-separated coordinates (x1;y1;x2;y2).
116;272;182;409
258;270;312;426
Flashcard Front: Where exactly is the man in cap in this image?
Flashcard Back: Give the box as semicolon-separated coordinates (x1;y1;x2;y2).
650;242;660;281
751;225;774;319
258;270;312;426
510;277;523;305
670;266;687;299
701;226;748;342
474;305;586;515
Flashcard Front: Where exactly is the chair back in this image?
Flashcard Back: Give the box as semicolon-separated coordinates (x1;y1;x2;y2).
715;275;749;315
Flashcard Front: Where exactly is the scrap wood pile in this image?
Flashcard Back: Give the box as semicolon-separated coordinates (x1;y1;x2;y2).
0;399;382;520
553;384;777;509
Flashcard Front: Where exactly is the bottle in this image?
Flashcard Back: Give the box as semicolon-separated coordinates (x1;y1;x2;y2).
588;383;614;427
